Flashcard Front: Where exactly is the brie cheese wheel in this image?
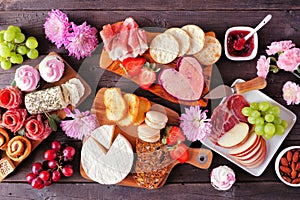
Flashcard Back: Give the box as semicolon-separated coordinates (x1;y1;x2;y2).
81;126;134;185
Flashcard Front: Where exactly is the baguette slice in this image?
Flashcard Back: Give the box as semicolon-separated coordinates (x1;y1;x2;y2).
117;93;140;126
104;88;127;122
133;96;151;126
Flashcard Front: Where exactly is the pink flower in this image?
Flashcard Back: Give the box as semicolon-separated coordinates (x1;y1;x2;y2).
277;48;300;72
44;9;70;48
282;81;300;105
266;40;295;55
179;106;211;142
65;22;98;60
60;108;98;140
256;55;270;78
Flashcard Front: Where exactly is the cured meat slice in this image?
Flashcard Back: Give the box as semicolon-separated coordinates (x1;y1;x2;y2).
0;86;22;109
227;94;249;122
25;114;52;140
1;109;27;133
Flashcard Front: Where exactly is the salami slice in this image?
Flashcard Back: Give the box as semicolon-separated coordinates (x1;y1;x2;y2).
25;114;52;140
1;109;27;133
227;94;249;122
0;86;22;109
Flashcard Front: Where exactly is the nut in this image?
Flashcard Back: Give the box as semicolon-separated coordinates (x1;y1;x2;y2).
280;166;291;174
287;151;292;163
292;151;299;163
280;157;289;167
291;170;297;179
292;178;300;184
291;162;296;171
297;163;300;171
279;148;300;185
282;176;291;183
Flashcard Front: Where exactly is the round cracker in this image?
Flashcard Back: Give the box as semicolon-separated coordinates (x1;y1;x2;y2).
181;24;205;55
164;28;191;57
150;33;179;64
194;36;222;65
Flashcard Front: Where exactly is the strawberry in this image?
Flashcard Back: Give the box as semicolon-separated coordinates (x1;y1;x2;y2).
163;126;186;145
120;57;146;77
138;62;159;90
170;143;189;164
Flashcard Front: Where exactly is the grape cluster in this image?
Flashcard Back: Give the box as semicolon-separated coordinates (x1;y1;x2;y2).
26;141;76;189
0;25;39;70
242;101;288;140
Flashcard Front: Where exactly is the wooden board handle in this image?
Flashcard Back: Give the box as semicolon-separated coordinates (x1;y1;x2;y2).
235;77;267;94
186;148;213;169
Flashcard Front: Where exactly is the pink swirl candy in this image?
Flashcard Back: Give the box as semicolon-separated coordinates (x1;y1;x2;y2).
39;55;65;83
210;165;236;191
15;65;40;92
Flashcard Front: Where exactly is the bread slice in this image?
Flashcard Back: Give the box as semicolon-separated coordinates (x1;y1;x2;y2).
133;96;151;126
117;93;140;126
104;88;127;122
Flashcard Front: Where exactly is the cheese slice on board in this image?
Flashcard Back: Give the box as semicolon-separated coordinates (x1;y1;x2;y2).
81;125;134;185
91;125;115;149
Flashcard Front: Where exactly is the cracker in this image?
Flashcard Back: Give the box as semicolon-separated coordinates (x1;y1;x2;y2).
181;24;205;54
165;28;191;56
150;33;179;64
194;36;222;65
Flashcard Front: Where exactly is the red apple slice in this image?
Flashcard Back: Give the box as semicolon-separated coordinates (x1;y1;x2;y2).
217;122;249;148
229;131;258;155
234;135;261;157
236;137;262;160
238;138;266;166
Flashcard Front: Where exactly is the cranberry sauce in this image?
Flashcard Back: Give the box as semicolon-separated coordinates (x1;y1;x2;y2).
227;30;255;57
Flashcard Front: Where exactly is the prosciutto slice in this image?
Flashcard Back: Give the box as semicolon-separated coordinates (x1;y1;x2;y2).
0;86;22;109
100;17;148;61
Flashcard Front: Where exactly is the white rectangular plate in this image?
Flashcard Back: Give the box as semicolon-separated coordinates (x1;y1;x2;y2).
201;79;297;176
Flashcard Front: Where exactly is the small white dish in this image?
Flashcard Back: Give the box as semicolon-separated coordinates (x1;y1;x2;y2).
275;146;300;187
201;79;297;176
224;26;258;61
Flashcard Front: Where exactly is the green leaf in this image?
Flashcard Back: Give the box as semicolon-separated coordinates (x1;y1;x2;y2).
17;127;25;136
11;79;16;86
48;117;58;132
50;114;61;123
269;56;277;63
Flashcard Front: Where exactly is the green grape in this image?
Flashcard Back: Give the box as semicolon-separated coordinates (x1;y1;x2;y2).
0;32;4;42
248;116;256;124
14;32;25;43
275;124;285;135
0;44;11;58
7;25;21;33
25;36;38;49
250;102;259;110
267;106;280;116
10;54;23;64
265;114;275;122
255;124;264;135
27;49;39;59
242;107;253;117
0;56;5;62
258;101;270;112
17;45;28;55
255;117;264;125
3;29;16;42
263;131;274;140
7;42;15;51
251;110;261;118
273;117;282;125
281;120;288;129
0;60;12;70
264;123;275;136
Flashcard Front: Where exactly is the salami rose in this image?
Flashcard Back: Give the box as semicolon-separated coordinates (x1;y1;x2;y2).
1;109;27;133
25;114;52;140
0;86;23;109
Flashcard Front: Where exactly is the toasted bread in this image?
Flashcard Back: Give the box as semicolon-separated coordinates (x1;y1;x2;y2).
117;93;140;126
104;88;127;122
133;96;151;126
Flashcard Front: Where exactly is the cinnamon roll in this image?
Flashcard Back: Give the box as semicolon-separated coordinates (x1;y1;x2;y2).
0;127;10;150
6;136;31;162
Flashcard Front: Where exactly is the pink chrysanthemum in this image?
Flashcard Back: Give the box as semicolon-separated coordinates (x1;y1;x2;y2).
44;9;70;48
266;40;295;55
60;108;98;140
179;106;211;142
256;55;270;78
65;22;98;60
282;81;300;105
277;48;300;72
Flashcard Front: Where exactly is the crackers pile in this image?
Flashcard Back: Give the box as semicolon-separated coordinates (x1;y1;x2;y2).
150;25;221;65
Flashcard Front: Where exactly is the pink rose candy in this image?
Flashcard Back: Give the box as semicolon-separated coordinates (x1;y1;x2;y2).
39;55;65;83
15;65;40;92
210;165;236;191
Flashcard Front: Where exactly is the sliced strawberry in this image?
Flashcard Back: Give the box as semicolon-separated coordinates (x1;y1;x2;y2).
138;67;156;90
121;57;146;77
170;143;189;164
165;126;186;145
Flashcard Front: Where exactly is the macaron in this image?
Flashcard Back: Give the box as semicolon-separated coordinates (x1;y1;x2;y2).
145;111;168;130
137;123;160;143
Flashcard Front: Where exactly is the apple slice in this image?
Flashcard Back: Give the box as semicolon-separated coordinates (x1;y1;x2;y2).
229;131;258;156
217;122;249;148
238;138;266;166
235;137;262;160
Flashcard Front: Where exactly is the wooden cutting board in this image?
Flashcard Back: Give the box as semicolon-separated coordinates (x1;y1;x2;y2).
99;31;216;107
79;88;213;189
0;52;91;181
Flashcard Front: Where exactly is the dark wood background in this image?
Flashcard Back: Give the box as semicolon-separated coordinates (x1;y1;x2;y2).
1;0;300;199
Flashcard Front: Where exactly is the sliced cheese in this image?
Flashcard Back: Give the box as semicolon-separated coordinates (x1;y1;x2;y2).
91;125;115;150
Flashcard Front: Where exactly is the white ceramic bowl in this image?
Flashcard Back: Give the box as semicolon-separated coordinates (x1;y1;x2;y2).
224;26;258;61
275;146;300;187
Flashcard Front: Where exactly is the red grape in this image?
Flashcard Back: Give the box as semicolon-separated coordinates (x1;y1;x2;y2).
52;170;61;182
48;160;57;169
51;140;61;152
44;149;57;161
31;177;44;189
44;180;52;186
26;173;36;184
63;146;76;160
62;165;74;177
32;162;43;175
39;170;50;181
